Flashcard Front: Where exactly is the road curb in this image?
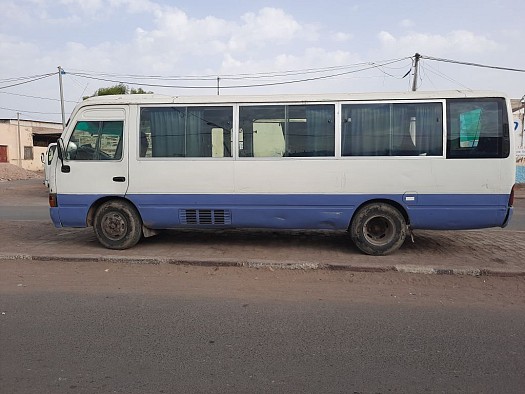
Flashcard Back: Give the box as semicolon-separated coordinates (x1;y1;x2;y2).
2;253;525;277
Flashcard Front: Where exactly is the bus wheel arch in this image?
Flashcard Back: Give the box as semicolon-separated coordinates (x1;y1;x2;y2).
349;200;408;256
90;198;143;250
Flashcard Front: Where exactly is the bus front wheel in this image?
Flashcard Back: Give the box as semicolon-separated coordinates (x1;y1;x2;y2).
350;203;407;255
94;200;142;250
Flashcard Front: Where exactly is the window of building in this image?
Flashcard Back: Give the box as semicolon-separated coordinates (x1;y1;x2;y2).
23;146;33;160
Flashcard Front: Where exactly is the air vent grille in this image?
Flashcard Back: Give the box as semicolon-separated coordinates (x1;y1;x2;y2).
179;209;231;225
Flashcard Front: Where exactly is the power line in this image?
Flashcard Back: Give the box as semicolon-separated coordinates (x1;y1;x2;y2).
420;61;472;90
67;58;411;89
0;105;62;115
0;73;56;83
67;60;406;81
0;91;78;103
0;73;56;90
421;55;525;73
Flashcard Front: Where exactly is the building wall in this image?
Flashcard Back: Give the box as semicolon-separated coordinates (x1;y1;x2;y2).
513;111;525;184
0;120;62;171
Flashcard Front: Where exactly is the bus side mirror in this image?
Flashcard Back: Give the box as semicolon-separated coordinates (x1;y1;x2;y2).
57;138;70;173
57;138;64;161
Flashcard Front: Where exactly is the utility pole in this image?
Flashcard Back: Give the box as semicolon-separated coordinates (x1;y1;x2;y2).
521;95;525;148
411;53;421;91
58;66;66;129
17;112;22;168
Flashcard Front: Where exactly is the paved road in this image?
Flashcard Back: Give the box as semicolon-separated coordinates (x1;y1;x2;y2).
1;259;524;393
0;206;49;221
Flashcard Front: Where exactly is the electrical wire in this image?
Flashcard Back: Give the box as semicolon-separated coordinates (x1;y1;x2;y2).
0;73;56;83
421;55;525;73
67;58;411;89
0;91;77;103
66;62;380;81
0;73;56;90
0;105;62;115
421;61;472;90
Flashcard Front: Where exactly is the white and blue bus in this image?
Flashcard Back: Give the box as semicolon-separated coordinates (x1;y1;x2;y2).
49;91;516;255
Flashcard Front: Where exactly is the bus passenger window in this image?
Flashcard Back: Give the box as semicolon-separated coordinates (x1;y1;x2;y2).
239;104;335;158
139;132;149;157
140;106;233;158
341;102;443;157
446;98;509;159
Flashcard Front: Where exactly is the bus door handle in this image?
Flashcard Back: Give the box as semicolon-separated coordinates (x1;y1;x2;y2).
113;176;126;182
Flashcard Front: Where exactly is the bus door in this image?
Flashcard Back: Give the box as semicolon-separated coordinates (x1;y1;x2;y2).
54;108;128;225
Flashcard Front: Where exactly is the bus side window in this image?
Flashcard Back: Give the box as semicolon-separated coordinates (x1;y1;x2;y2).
140;106;232;158
66;121;124;161
239;104;335;158
341;103;442;157
139;132;149;157
446;98;508;159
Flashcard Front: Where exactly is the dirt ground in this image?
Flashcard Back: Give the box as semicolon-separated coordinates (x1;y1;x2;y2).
2;258;525;309
0;163;42;182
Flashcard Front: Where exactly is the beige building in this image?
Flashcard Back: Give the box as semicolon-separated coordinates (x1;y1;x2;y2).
0;119;62;171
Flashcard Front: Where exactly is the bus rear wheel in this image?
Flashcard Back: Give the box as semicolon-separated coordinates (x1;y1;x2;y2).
94;200;142;250
350;203;407;255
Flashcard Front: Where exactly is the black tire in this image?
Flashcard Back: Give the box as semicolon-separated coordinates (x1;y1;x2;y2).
93;200;142;250
350;203;407;255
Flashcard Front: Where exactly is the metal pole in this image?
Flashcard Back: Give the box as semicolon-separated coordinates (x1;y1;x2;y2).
217;77;220;95
522;105;525;148
17;112;22;168
411;53;421;91
58;66;66;129
521;96;525;149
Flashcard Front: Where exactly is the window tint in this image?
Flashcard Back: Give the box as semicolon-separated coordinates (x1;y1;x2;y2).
446;98;509;158
341;102;443;156
239;104;335;157
66;121;123;160
140;106;232;158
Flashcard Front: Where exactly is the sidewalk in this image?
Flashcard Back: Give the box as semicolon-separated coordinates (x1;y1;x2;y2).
1;219;524;277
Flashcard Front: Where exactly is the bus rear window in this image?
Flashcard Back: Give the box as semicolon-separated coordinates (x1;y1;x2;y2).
446;98;509;158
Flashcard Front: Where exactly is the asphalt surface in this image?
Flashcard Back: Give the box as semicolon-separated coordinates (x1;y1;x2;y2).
0;179;524;276
2;259;525;394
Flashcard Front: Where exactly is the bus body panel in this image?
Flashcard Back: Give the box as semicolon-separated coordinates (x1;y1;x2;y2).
49;91;516;245
52;191;510;231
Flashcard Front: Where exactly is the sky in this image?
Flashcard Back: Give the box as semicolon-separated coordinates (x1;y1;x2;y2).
1;0;525;123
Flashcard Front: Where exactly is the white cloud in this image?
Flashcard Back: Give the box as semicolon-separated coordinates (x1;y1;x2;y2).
59;0;105;13
3;1;524;122
332;32;353;43
399;19;414;28
128;6;319;71
378;29;501;55
0;34;41;73
240;7;303;43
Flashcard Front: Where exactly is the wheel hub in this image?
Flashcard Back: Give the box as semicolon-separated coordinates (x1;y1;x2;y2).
364;216;394;245
101;212;127;240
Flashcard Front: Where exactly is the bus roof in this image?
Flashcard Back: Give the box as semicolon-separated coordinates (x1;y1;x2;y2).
78;90;508;107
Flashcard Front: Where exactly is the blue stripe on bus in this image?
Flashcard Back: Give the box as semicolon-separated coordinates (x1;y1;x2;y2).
52;193;512;230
